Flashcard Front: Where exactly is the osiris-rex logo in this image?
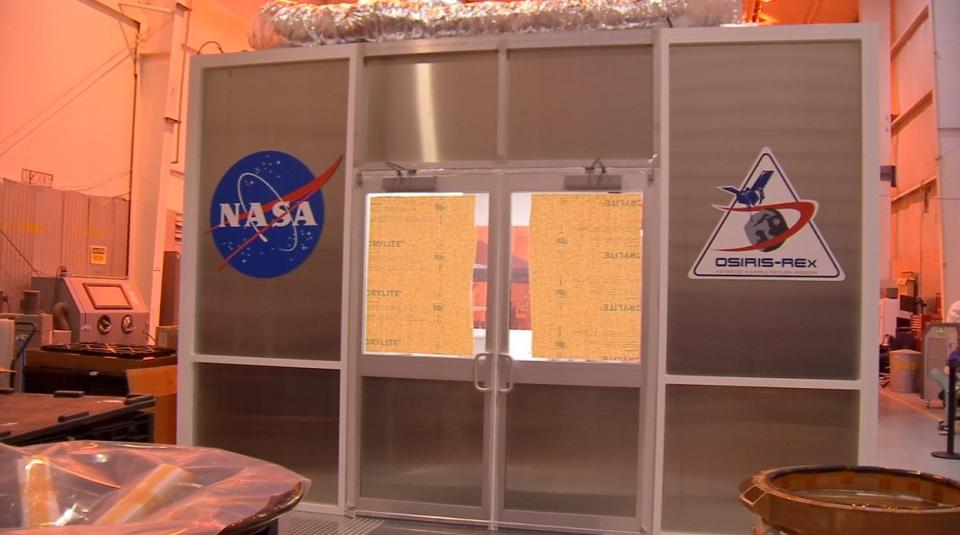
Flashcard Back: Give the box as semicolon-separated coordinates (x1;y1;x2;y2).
715;257;818;268
688;147;845;281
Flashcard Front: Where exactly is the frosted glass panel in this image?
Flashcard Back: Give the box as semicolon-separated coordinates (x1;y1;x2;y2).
196;60;348;360
364;194;483;356
667;41;862;379
663;385;859;534
504;384;639;516
360;377;484;507
508;46;654;159
194;363;340;504
510;193;643;361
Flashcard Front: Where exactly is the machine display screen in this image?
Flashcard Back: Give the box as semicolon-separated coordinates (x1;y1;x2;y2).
84;283;132;310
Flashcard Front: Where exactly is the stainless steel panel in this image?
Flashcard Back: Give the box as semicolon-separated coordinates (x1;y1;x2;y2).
364;52;499;163
503;384;639;518
359;354;479;382
667;42;863;379
194;363;340;504
196;60;348;359
662;385;859;534
507;46;654;160
360;377;485;508
511;360;642;387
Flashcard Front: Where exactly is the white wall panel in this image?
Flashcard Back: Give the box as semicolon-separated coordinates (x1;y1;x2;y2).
894;104;938;189
934;0;960;128
893;0;930;40
934;0;960;309
939;131;960;305
892;21;935;111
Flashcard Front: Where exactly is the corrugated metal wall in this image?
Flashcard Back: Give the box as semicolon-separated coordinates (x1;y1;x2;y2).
890;0;942;309
0;179;127;309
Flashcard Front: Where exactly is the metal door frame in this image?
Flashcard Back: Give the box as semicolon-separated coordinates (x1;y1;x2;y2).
349;166;656;535
350;173;502;525
491;172;656;535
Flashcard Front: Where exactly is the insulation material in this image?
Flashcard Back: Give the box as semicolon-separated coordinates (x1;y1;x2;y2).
364;195;476;356
250;0;740;49
528;194;643;361
0;441;308;533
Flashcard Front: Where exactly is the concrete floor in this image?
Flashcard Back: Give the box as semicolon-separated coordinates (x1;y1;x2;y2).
279;390;960;534
877;388;960;479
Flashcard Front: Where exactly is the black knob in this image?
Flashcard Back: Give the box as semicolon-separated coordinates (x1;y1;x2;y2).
121;315;135;334
97;315;112;335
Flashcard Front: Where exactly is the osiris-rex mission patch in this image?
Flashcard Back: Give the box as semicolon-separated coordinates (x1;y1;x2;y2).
689;147;844;281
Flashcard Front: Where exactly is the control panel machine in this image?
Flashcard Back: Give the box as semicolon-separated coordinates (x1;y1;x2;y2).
31;277;148;345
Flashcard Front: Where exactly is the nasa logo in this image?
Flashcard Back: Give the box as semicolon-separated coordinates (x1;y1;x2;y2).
209;150;342;278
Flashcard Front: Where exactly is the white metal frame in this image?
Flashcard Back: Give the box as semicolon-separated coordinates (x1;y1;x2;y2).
179;44;357;516
349;169;654;535
180;24;879;534
180;31;659;518
347;29;658;533
652;24;879;535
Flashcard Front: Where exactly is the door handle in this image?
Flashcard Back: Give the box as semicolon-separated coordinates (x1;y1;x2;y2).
473;352;492;392
498;353;514;393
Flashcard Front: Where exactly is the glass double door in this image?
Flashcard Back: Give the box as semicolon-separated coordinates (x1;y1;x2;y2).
356;173;648;533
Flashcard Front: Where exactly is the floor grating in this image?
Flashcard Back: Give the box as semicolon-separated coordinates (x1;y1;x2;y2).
280;513;559;535
280;512;383;535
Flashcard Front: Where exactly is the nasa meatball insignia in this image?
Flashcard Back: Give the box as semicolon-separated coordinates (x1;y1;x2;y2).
209;151;341;278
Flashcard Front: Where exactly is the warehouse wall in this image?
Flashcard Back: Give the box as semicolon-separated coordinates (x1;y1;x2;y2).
0;0;248;319
0;180;128;302
128;0;249;336
0;0;137;306
0;0;137;198
887;0;942;311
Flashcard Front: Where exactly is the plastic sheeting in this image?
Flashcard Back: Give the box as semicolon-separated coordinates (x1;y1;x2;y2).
0;441;308;534
250;0;741;49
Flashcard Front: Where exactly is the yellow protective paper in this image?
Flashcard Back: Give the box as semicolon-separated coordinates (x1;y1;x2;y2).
529;194;643;361
365;195;476;356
